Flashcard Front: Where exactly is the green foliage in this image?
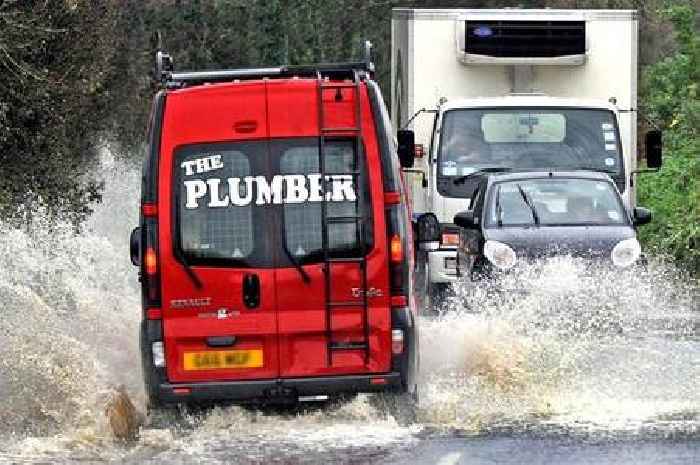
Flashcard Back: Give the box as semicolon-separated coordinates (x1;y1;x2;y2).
1;0;698;279
638;2;700;273
0;0;119;224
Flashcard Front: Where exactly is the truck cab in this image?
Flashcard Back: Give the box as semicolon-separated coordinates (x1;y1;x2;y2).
391;8;661;306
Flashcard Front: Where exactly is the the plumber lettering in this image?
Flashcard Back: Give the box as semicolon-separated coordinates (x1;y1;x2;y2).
182;156;356;209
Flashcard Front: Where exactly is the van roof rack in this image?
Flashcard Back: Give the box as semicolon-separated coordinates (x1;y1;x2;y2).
155;40;375;89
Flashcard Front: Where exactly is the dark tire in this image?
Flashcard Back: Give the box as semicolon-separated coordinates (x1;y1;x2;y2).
425;283;450;315
417;252;452;314
145;402;183;428
370;388;418;426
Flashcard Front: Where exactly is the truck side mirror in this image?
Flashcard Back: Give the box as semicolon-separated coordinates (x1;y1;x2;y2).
632;207;652;226
417;213;440;251
454;211;477;229
397;129;415;168
645;129;663;169
130;227;141;266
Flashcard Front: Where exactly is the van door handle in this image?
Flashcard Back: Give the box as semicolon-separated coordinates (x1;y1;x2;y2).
243;273;260;309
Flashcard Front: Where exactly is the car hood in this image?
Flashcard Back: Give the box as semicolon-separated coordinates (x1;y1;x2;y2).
484;226;637;258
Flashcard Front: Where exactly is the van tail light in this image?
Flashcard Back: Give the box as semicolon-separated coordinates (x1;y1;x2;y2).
145;248;158;275
143;215;162;309
146;308;162;320
385;193;410;296
390;234;403;264
391;329;404;354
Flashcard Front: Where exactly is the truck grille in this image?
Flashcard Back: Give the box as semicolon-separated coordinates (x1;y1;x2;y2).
464;20;586;58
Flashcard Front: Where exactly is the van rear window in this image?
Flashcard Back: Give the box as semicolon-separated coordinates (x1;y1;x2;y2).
174;138;372;268
276;139;372;262
175;141;271;267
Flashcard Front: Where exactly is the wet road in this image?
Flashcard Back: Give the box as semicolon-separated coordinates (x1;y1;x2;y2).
0;155;698;464
385;436;700;465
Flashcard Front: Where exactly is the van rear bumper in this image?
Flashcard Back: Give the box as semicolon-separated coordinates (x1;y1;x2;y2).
157;372;403;404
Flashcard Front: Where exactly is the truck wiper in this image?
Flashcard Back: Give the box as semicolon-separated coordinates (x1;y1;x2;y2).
495;185;503;227
516;183;540;226
282;242;311;284
453;167;512;185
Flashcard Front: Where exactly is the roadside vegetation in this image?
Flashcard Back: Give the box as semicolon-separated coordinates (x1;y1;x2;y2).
0;0;697;271
637;4;699;274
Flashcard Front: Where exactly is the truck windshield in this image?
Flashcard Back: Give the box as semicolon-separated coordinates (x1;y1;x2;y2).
437;108;623;196
486;178;628;227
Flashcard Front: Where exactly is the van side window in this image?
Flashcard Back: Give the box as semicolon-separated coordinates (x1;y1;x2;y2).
276;138;373;262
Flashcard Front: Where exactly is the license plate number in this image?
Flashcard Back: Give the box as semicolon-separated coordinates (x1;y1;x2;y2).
183;349;263;370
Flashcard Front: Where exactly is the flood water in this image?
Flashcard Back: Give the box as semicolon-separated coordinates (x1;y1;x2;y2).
0;154;698;464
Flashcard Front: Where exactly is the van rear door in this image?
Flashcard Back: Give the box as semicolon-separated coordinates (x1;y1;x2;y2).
269;82;392;377
159;84;280;384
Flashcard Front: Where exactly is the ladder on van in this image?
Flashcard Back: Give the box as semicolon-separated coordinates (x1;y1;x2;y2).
317;69;371;366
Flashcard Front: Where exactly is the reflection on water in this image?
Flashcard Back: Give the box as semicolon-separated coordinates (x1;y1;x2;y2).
0;154;697;464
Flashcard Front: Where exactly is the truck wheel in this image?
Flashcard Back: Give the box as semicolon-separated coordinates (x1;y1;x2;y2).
423;282;450;315
418;257;450;314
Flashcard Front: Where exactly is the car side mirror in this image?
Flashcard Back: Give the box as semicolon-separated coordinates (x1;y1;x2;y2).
417;213;440;251
645;129;663;169
633;207;652;227
454;211;478;229
130;227;141;266
397;129;415;168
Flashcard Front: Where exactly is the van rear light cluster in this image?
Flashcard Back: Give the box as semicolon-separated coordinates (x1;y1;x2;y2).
386;200;408;295
390;234;403;264
145;248;158;276
143;213;162;309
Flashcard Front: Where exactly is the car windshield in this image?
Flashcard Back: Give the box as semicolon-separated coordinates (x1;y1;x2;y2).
437;108;623;196
486;178;628;227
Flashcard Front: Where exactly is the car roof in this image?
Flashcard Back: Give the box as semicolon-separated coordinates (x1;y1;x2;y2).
485;170;614;184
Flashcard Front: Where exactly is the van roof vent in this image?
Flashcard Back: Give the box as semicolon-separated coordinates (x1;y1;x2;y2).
465;20;586;58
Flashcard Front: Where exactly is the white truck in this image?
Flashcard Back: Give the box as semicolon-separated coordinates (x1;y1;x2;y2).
391;8;662;306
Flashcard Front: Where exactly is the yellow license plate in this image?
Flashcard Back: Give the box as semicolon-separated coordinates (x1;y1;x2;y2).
183;349;263;371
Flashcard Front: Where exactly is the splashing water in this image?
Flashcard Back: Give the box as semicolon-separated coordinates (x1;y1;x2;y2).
419;257;700;437
0;151;142;442
0;152;698;463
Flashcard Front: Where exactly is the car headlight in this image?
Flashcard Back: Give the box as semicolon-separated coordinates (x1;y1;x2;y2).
484;240;517;270
611;238;641;267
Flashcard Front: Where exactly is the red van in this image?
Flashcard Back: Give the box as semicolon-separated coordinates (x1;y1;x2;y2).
130;46;420;412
